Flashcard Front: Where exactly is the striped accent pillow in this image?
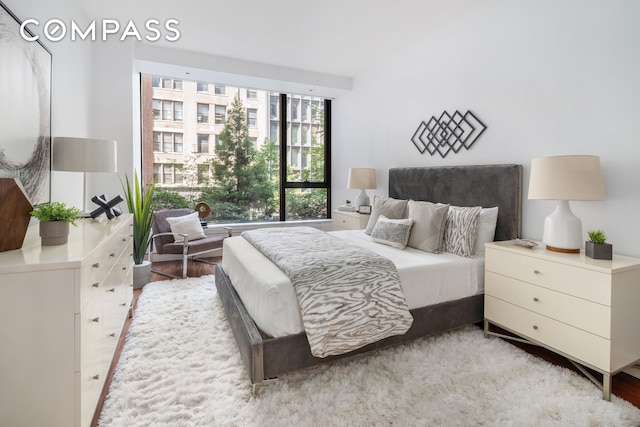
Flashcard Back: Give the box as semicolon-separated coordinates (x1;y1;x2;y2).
443;206;482;257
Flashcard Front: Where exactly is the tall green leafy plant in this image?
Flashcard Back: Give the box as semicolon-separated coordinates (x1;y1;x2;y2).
122;172;156;265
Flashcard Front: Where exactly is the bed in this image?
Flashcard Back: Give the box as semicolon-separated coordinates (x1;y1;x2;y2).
215;164;522;386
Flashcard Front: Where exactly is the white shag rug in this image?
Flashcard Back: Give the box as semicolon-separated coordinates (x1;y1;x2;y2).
99;276;640;427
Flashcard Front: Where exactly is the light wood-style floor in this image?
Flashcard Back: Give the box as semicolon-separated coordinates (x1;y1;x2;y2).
92;257;640;425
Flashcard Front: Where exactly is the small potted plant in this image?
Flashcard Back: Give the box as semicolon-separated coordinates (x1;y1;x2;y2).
585;229;612;260
345;199;352;207
31;202;82;246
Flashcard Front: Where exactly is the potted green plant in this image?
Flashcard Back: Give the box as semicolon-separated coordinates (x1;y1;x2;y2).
121;171;156;288
31;202;81;246
585;229;612;260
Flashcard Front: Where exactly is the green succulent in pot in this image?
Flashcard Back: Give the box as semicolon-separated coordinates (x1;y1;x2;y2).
31;202;82;246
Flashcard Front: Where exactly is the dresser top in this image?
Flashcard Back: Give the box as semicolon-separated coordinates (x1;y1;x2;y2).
486;240;640;274
0;215;132;274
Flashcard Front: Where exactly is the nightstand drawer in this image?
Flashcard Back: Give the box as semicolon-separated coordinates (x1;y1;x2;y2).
486;296;610;371
485;271;611;338
332;211;369;231
486;249;611;305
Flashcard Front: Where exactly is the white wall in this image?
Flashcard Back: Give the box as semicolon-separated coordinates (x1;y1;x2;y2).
333;0;640;256
4;0;93;209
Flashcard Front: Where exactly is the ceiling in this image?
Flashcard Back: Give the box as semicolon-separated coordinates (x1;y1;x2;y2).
74;0;486;78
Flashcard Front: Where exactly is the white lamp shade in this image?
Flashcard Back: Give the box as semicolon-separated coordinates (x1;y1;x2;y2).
528;155;604;201
347;168;377;190
52;137;117;173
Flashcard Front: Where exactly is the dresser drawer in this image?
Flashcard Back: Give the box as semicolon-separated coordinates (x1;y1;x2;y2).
332;212;362;230
486;248;611;305
486;296;611;371
485;271;611;338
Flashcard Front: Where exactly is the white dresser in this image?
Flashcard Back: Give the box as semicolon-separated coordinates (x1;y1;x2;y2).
332;210;370;231
483;241;640;400
0;215;133;427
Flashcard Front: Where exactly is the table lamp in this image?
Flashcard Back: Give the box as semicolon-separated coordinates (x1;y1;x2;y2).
528;155;605;253
347;168;377;209
52;137;118;214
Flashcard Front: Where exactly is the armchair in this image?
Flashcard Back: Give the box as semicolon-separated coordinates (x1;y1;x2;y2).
151;208;231;279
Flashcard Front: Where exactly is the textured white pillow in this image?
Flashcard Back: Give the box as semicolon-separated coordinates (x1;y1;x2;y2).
406;200;450;253
166;211;206;243
365;196;409;235
443;206;482;258
371;215;414;249
474;207;499;256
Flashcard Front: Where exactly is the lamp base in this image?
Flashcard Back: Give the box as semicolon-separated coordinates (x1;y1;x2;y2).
545;244;580;254
355;189;370;209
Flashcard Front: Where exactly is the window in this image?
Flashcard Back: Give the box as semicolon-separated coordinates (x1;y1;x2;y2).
158;132;183;153
197;103;209;123
215;105;226;124
141;74;331;223
247;108;257;127
158;100;182;121
197;134;209;153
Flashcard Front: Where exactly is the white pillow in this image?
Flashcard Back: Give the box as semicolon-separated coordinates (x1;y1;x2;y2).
474;207;499;256
365;196;409;235
371;215;414;249
406;200;450;253
166;212;206;243
443;206;482;258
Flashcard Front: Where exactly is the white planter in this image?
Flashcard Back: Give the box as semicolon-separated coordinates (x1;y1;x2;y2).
133;260;152;289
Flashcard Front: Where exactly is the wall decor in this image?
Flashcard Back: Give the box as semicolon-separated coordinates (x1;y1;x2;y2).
411;110;486;158
0;1;52;205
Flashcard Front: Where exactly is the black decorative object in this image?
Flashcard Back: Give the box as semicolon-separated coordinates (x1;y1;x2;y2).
411;110;486;158
585;241;613;260
90;194;123;219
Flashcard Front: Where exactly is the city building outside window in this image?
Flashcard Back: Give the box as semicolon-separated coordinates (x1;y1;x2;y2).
141;75;331;223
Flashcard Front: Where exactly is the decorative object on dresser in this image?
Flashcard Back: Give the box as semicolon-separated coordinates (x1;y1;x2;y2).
90;194;124;219
528;155;605;253
411;110;486;158
0;178;33;252
585;229;613;260
0;214;133;427
358;204;371;214
30;201;81;246
121;172;156;288
484;240;640;401
332;209;370;231
347;167;376;208
0;1;52;205
52;136;118;215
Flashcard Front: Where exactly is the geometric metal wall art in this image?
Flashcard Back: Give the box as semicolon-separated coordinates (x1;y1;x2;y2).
411;110;487;158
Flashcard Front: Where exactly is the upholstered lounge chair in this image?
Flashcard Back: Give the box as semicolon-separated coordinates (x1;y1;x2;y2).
151;208;231;279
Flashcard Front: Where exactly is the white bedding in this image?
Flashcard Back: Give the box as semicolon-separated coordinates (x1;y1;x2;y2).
221;229;485;338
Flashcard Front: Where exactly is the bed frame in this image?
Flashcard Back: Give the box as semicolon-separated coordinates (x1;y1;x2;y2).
215;164;522;386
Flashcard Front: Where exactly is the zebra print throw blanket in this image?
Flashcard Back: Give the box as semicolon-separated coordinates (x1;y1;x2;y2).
241;227;413;358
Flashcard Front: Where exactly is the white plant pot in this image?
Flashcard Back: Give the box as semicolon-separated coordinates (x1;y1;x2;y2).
133;260;152;290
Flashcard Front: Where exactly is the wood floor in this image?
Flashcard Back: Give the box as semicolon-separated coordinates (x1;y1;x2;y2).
92;258;640;425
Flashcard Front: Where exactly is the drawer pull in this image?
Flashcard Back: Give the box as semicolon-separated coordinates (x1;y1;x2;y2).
92;262;100;269
92;374;100;380
108;288;116;293
533;297;539;302
92;282;99;288
122;238;127;242
533;270;540;275
109;333;116;337
532;325;538;330
122;267;127;271
110;252;116;257
91;317;100;323
120;303;126;306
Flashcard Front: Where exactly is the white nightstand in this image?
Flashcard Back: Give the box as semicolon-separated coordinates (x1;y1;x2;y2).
332;210;370;231
483;240;640;401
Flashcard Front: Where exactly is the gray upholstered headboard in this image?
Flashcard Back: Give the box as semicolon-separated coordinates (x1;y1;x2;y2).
389;164;522;241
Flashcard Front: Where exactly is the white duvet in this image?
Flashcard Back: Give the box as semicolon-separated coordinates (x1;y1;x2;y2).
221;229;484;338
